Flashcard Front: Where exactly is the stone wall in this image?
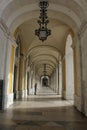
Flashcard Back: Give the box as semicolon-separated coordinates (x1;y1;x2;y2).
79;24;87;115
0;20;16;109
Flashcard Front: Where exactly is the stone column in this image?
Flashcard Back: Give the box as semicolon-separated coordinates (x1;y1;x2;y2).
54;69;56;93
77;24;87;115
50;72;54;90
32;65;36;88
4;39;14;108
0;23;17;109
56;64;59;94
14;63;19;99
53;70;55;92
28;68;32;94
73;34;83;112
24;58;27;97
17;54;25;99
59;61;62;95
62;58;66;99
65;50;74;100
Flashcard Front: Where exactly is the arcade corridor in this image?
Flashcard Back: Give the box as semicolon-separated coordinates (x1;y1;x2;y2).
0;87;87;130
1;0;87;129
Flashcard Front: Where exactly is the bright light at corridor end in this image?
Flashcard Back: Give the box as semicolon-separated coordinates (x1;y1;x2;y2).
35;0;51;42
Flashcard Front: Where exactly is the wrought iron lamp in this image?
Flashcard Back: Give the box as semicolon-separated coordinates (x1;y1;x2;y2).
35;0;51;42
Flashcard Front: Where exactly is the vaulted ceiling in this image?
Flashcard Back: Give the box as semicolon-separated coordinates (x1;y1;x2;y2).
0;0;87;77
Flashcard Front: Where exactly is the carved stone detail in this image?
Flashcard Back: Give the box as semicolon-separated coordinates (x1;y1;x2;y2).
0;18;17;46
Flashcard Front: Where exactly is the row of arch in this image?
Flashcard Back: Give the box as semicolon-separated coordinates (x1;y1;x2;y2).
0;0;87;116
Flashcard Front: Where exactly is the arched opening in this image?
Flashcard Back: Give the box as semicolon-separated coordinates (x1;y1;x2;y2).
41;76;49;87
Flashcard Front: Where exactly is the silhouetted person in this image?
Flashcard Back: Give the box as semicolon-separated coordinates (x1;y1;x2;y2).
34;83;37;95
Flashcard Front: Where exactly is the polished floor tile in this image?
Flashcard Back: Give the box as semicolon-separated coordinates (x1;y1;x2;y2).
0;87;87;130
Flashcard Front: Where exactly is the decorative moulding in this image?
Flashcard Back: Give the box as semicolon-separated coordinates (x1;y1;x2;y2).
78;21;87;38
0;18;17;47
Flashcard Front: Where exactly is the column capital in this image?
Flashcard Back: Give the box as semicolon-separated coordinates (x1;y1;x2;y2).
78;21;87;39
20;53;26;60
71;37;77;49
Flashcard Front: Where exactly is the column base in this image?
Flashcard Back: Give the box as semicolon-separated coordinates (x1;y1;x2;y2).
3;93;14;109
66;93;74;100
16;90;27;99
74;94;82;112
62;90;66;99
62;91;74;100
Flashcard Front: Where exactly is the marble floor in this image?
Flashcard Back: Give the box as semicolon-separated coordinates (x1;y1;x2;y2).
0;87;87;130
